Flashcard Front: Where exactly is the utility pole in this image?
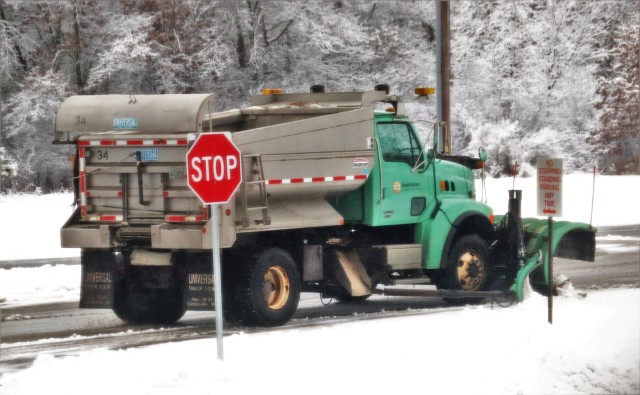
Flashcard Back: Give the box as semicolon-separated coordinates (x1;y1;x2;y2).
435;0;452;155
0;75;4;193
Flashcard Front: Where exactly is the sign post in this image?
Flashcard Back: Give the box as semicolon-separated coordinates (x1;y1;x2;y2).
187;132;243;360
537;157;563;324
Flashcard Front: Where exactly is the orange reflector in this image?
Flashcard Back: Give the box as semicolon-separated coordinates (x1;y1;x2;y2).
489;213;495;224
262;88;283;95
385;106;396;112
440;179;446;191
415;87;436;96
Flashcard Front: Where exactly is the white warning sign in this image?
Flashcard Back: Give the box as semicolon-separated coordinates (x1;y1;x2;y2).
537;157;563;217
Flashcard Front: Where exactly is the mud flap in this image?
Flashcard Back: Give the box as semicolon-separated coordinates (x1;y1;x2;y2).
185;254;215;311
80;250;116;308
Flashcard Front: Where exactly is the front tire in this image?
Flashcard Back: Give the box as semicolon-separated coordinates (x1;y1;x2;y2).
224;248;301;327
437;235;492;304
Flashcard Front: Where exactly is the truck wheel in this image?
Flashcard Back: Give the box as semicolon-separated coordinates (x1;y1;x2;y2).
113;264;186;324
224;248;300;327
438;235;491;304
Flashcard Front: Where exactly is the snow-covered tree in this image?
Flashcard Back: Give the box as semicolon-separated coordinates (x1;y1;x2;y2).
590;24;640;174
0;0;637;190
452;0;612;175
4;69;73;192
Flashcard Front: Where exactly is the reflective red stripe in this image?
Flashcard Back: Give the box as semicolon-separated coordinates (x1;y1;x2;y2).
77;139;188;146
166;215;204;222
100;215;118;221
79;171;86;192
265;175;368;185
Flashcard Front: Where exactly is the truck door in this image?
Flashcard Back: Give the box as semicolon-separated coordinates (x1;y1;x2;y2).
376;122;428;225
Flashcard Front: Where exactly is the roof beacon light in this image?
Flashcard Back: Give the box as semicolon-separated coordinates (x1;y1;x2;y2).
415;87;436;96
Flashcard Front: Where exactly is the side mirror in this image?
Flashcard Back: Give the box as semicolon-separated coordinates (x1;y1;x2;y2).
478;147;487;162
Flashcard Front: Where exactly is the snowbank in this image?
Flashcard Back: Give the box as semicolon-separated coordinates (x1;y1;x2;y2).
0;193;79;261
476;174;640;226
0;264;80;306
1;289;638;395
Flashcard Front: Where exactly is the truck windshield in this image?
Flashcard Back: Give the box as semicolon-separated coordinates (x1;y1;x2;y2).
377;122;422;167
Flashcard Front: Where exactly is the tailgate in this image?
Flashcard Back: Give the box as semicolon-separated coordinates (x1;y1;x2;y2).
77;135;207;225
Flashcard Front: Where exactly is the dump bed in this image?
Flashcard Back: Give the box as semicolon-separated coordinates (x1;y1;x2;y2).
56;91;386;248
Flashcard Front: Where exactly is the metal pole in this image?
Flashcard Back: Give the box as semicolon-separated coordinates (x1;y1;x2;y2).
435;0;452;155
547;216;553;324
211;204;224;360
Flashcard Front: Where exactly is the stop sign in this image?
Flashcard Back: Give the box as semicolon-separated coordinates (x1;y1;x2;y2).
186;132;243;204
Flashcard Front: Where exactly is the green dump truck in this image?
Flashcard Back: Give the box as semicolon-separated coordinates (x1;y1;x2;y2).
54;87;596;326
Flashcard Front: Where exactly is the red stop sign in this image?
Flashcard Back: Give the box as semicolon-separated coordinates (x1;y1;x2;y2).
186;133;242;204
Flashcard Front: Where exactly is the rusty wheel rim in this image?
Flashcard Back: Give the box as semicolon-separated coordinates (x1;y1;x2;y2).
456;251;486;291
262;265;291;310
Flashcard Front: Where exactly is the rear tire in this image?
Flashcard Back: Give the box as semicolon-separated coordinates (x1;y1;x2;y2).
437;234;492;305
224;248;300;327
113;257;186;324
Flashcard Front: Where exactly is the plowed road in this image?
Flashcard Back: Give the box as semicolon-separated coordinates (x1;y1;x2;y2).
1;226;638;374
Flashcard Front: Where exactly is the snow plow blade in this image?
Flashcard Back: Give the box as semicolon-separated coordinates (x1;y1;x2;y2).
511;219;596;301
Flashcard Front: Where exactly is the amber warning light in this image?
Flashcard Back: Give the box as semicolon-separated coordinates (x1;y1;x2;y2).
262;88;283;95
415;87;436;96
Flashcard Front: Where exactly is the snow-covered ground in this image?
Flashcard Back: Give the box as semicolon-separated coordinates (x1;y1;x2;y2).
1;175;639;394
1;289;638;395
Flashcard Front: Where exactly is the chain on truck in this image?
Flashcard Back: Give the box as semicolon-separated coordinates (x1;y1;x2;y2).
54;86;596;326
